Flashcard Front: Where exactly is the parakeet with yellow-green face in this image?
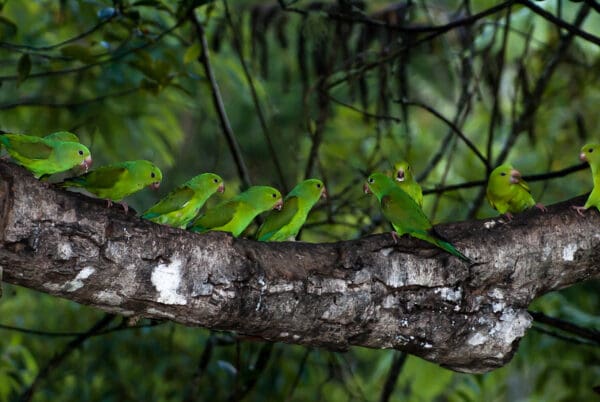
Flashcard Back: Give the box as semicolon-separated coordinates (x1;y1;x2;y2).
142;173;225;228
0;133;92;179
393;161;423;208
256;179;327;241
60;160;162;211
364;173;470;262
189;186;283;237
573;143;600;215
486;164;545;219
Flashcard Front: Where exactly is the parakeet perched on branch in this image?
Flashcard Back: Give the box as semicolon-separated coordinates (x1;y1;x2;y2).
393;161;423;207
60;160;162;212
486;164;545;219
189;186;283;237
572;143;600;215
0;133;92;179
142;173;225;228
364;172;470;262
257;179;326;241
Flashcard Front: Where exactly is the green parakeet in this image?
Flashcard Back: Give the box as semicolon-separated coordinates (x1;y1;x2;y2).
256;179;327;241
189;186;283;237
364;173;470;262
61;160;162;211
142;173;225;228
573;143;600;215
393;161;423;207
44;131;80;142
486;164;545;219
0;133;92;179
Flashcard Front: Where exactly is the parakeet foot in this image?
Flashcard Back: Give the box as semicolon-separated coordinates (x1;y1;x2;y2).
535;203;547;212
391;231;399;244
572;205;587;216
118;201;129;213
502;212;513;221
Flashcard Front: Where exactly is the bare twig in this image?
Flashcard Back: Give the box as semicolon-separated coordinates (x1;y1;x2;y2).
189;9;252;189
224;0;288;192
379;352;407;402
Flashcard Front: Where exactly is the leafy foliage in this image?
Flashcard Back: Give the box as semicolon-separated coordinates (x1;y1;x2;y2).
0;0;599;400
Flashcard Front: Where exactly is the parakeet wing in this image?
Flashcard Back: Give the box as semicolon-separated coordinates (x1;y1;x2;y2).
143;186;195;218
6;138;53;159
381;193;432;232
76;166;127;188
516;179;531;193
192;201;238;230
257;196;299;240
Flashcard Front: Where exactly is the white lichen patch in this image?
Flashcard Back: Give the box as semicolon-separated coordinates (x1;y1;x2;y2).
147;307;176;319
57;242;73;260
492;302;506;313
95;290;123;306
151;258;187;305
307;278;347;295
435;287;462;303
467;332;487;346
384;259;405;287
490;309;531;344
65;266;95;292
484;220;497;229
267;283;295;293
562;243;578;261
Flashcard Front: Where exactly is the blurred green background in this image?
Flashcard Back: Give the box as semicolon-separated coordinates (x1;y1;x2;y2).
0;0;599;400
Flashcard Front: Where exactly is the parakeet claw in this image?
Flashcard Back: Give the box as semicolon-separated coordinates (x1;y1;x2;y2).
391;231;399;244
572;205;587;217
535;203;547;212
503;212;513;221
119;201;129;213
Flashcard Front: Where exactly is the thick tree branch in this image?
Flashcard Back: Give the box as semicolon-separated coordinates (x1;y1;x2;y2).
0;162;599;373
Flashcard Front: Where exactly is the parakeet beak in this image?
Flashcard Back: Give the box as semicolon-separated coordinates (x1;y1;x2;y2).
150;182;161;190
217;183;225;193
363;183;372;194
273;199;283;211
580;152;588;162
509;169;521;184
80;156;93;172
321;187;328;199
396;169;405;182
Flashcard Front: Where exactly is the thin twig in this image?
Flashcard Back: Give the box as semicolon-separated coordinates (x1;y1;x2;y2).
18;314;116;402
223;0;288;192
379;352;407;402
189;9;252;189
530;311;600;345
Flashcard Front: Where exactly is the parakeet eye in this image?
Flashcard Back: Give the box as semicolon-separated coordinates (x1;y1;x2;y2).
151;172;156;178
78;150;84;155
316;183;321;188
500;172;506;176
368;178;374;183
272;193;277;198
213;178;219;183
589;148;594;153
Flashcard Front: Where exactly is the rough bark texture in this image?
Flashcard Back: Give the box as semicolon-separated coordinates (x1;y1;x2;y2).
0;161;598;373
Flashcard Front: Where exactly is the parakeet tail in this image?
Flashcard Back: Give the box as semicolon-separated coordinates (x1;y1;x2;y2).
435;239;472;263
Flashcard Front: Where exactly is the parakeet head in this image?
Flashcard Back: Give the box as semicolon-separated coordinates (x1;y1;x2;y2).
189;173;225;194
243;186;283;211
55;142;93;172
289;179;327;202
579;143;600;166
393;161;414;183
489;164;522;186
364;172;395;199
129;160;162;190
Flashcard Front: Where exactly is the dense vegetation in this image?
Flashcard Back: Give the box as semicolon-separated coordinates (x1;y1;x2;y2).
0;1;599;400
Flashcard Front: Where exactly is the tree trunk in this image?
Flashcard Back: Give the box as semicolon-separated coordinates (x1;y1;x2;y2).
0;161;598;373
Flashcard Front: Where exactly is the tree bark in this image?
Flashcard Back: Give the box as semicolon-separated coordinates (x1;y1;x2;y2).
0;161;598;373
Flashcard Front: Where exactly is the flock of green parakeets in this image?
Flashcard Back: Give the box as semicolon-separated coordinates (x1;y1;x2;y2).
1;131;600;263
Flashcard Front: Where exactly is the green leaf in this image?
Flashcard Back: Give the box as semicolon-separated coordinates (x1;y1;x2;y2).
17;53;31;86
60;44;97;64
183;42;201;64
